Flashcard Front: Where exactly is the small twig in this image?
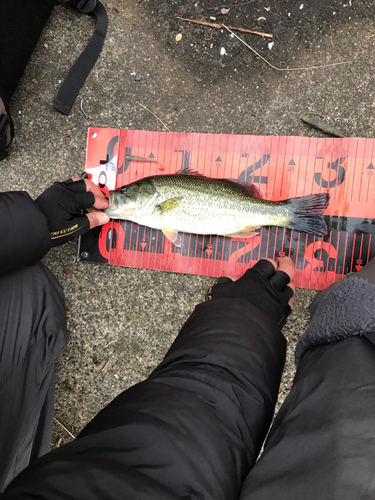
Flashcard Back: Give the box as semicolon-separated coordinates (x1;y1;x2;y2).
53;417;76;440
177;16;273;38
96;359;110;379
227;25;273;38
205;28;216;41
80;99;88;119
136;101;171;132
103;339;117;348
222;24;351;71
178;17;221;29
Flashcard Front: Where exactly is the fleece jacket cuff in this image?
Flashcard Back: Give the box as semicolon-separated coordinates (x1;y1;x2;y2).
295;277;375;365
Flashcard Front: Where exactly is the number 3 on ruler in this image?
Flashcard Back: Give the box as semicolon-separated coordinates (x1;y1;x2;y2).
314;145;347;188
304;241;337;283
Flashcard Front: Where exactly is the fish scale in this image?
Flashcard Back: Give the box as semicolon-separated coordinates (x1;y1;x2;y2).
151;175;292;232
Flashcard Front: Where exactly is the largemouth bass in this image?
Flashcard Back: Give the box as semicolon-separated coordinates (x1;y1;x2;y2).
105;172;329;247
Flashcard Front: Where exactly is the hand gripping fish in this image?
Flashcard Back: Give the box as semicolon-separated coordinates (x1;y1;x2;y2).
105;171;330;247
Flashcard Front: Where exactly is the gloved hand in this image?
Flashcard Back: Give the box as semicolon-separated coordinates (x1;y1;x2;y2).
35;177;110;247
206;257;295;327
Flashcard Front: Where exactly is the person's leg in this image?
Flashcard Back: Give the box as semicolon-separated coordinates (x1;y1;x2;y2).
240;276;375;500
1;300;286;500
0;262;67;491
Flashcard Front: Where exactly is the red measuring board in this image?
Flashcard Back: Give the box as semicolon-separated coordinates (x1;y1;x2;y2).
78;128;375;290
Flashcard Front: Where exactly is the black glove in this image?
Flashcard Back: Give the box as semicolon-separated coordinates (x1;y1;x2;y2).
206;259;294;327
34;179;95;247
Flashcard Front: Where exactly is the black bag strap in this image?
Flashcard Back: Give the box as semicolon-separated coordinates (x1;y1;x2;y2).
53;0;108;114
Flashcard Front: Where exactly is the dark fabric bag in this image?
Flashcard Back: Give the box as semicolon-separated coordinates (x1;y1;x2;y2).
0;0;108;160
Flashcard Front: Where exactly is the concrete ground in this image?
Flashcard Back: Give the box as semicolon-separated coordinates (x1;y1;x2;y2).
3;0;374;444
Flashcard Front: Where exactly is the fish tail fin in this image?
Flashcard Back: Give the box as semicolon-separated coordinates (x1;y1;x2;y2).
288;193;330;236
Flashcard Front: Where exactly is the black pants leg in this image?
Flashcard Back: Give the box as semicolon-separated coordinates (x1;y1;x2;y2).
0;300;286;500
0;263;67;491
240;334;375;500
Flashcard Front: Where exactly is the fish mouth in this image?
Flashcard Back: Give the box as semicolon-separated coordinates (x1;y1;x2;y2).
105;193;136;219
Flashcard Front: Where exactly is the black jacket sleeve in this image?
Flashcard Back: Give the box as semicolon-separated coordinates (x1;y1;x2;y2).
1;299;286;500
0;192;51;277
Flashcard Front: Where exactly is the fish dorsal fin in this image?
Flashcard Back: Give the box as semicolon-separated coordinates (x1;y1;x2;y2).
222;179;264;199
162;228;182;247
157;197;181;214
175;168;207;178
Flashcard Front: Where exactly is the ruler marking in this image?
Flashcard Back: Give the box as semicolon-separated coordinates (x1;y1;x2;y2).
290;137;295;198
332;231;344;274
358;233;365;270
195;130;202;175
278;137;285;198
350;138;359;203
311;137;319;195
342;231;350;274
268;137;273;196
357;142;366;203
350;234;357;273
272;226;279;260
302;137;310;199
295;231;302;269
332;143;339;202
368;233;372;264
296;136;302;198
288;230;293;259
274;136;280;199
264;220;271;259
327;228;334;281
341;139;348;203
368;139;375;204
280;228;286;259
238;134;245;180
295;136;301;198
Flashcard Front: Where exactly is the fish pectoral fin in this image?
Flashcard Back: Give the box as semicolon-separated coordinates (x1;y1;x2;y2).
162;228;182;247
224;226;261;238
157;197;181;214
